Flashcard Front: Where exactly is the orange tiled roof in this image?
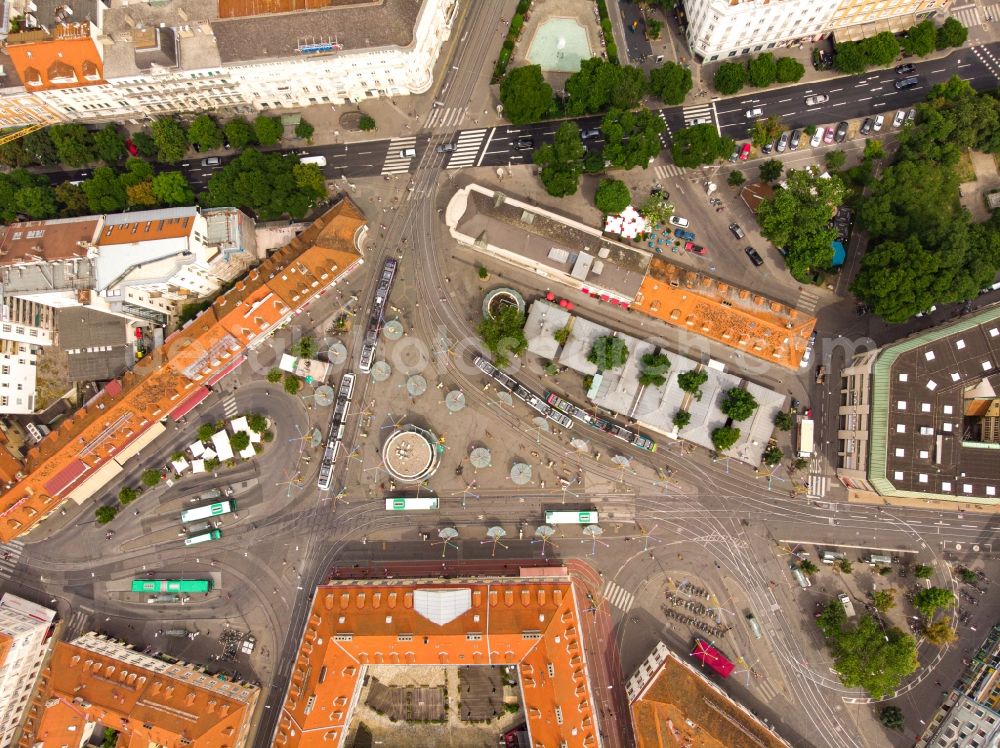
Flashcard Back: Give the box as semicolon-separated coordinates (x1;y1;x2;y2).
0;199;366;542
19;639;257;747
633;256;815;370
0;431;24;485
96;214;195;246
0;217;99;266
6;34;104;92
0;631;12;669
275;576;601;748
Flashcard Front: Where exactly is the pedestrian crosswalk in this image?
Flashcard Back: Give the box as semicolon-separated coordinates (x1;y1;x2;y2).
601;580;635;612
681;103;714;128
445;129;487;169
223;395;238;419
653;163;689;180
807;473;828;499
424;106;467;130
950;3;982;26
656;110;672;144
0;539;24;580
797;289;821;314
971;44;1000;81
64;609;90;641
380;137;417;175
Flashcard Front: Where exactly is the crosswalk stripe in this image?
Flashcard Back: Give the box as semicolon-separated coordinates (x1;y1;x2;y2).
682;103;714;127
425;107;467;130
807;474;828;498
971;45;1000;80
797;290;820;313
223;396;238;418
653;164;689;179
951;5;981;25
446;129;488;169
381;137;418;175
602;580;635;612
0;540;24;579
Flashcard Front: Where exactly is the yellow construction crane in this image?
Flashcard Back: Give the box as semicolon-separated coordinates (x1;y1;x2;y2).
0;122;50;147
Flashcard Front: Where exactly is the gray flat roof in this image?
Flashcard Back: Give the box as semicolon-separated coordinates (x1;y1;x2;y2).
524;302;571;361
633;351;700;436
57;307;132;382
591;336;655;416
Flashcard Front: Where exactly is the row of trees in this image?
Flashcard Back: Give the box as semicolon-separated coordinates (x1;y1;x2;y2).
834;19;966;75
714;53;805;95
671;123;734;168
851;78;1000;321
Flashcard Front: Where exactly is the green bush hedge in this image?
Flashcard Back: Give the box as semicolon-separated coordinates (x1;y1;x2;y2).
491;0;534;83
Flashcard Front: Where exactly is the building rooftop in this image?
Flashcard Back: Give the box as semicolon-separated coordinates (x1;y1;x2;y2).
0;217;99;266
524;301;571;361
275;573;601;748
632;351;699;437
633;257;815;370
56;307;132;382
868;305;1000;501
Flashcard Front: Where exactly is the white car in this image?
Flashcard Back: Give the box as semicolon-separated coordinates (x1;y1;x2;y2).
745;107;763;119
668;215;690;228
892;110;906;128
873;114;884;132
810;127;825;147
804;94;829;106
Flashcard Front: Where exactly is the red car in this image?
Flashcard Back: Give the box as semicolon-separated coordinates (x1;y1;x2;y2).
684;242;708;256
739;143;751;161
125;138;139;156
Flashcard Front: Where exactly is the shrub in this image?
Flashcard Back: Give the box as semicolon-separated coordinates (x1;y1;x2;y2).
728;170;745;186
762;444;783;466
478;266;489;279
774;410;793;430
284;373;301;394
554;326;570;345
230;431;251;451
205;457;221;471
606;41;618;63
359;115;377;131
914;564;933;579
262;430;275;443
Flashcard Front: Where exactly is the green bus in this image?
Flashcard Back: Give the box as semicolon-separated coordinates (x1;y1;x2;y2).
184;529;222;546
131;579;213;593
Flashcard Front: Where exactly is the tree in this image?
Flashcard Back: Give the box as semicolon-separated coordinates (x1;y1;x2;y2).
150;118;189;163
727;170;745;186
82;167;127;213
266;368;282;383
879;706;904;731
639;192;675;224
936;17;968;49
671;123;734;168
0;176;58;221
248;413;268;432
94;125;126;164
152;171;195;206
0;129;57;168
775;56;805;83
197;423;216;442
672;410;691;428
711;426;740;451
747;53;777;87
872;589;896;612
188;114;224;151
554;326;570;345
762;444;783;466
799;559;819;575
913;587;954;618
224;118;256;149
677;369;708;399
118;486;139;505
638;352;670;387
601;108;665;170
253;115;283;146
479;305;528;359
230;431;251;451
864;138;885;161
500;65;554;124
48;124;95;167
749;116;783;148
118;157;154;188
793;457;809;471
594;178;631;214
924;617;958;646
131;131;157;158
283;373;301;394
837;558;854;574
205;457;220;471
126;181;157;208
721;388;758;421
564;58;645;115
95;505;119;524
757;166;846;281
816;599;847;637
141;469;162;487
54;181;89;217
861;32;901;66
478;265;489;280
290;336;316;358
774;410;793;430
757;159;782;183
834;41;869;74
824;150;847;171
957;567;978;584
358;115;377;132
830;617;918;698
648;61;693;105
587;335;629;370
543;362;558;376
714;61;747;94
914;564;933;579
903;19;937;57
202;149;326;220
533;121;585;196
294;119;315;141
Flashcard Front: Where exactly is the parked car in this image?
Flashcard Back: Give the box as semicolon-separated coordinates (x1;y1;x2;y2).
805;94;829;106
668;215;690;228
685;242;708;256
815;365;826;384
896;63;916;75
673;228;695;241
873;114;884;132
906;108;917;124
744;246;764;266
729;223;745;239
834;121;849;142
823;126;835;144
436;143;455;153
892;110;906;128
581;128;601;140
762;142;774;154
739;143;751;161
746;107;763;119
201;156;221;166
800;331;817;369
810;127;825;147
776;131;790;152
730;144;741;163
125;138;139;156
789;130;801;151
860;118;874;135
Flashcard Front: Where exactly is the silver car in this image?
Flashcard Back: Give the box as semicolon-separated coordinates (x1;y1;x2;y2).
805;94;829;106
776;131;790;153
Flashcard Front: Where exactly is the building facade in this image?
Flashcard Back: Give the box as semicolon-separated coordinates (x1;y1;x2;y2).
0;594;56;748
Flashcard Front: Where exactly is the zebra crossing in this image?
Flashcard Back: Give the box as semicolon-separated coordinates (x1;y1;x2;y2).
424;106;467;130
681;103;714;128
653;164;689;180
601;580;635;612
797;289;821;313
950;4;982;26
380;137;417;175
0;539;24;580
807;473;829;499
445;129;487;169
656;110;672;144
971;44;1000;81
223;395;238;419
64;609;90;641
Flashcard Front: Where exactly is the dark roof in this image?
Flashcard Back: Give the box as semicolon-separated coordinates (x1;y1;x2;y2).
57;307;132;382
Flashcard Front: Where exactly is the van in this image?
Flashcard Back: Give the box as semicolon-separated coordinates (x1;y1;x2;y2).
399;147;416;158
746;613;763;639
895;76;920;91
791;567;812;588
299;155;327;167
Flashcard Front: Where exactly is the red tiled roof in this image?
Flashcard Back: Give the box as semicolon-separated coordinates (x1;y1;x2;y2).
42;458;86;496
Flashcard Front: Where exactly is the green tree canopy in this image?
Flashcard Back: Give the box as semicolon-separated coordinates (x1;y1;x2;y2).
358;114;377;131
879;706;904;731
775;56;806;83
0;169;58;221
230;431;251;451
283;373;301;394
197;423;216;441
126;181;157;208
711;426;740;451
601;108;664;170
188;114;224;151
672;409;691;428
587;335;629;370
594;178;631;214
677;369;708;399
903;19;937;56
11;184;57;221
82;167;127;213
834;41;869;74
671;123;734;168
93;125;126;164
54;181;89;217
872;589;896;612
774;410;794;430
479;305;528;359
638;352;670;387
131;132;157;158
639;192;675;224
48;124;95;167
223;119;256;149
564;58;646;115
825;150;847;171
759;158;783;182
118;486;139;504
830;616;918;698
727;170;745;186
266;368;282;384
151;118;189;163
747;53;776;87
248;413;268;432
913;587;954;618
648;61;693;105
500;65;554;124
290;336;317;358
914;564;933;579
152;171;195;206
816;599;847;638
749;116;783;148
924;617;958;646
757;166;846;281
936;17;968;49
202;149;326;220
95;505;119;524
253;115;284;146
294;119;315;141
533;121;586;197
119;157;154;188
141;468;162;487
714;61;746;94
0;129;57;168
721;388;758;421
762;444;783;466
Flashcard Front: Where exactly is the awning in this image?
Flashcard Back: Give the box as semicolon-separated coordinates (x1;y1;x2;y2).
169;386;211;422
114;421;167;465
66;459;124;505
205;355;246;387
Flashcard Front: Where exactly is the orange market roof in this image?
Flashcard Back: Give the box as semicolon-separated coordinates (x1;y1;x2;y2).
0;199;366;542
96;212;195;245
275;575;601;748
6;32;104;91
0;217;100;266
633;256;815;370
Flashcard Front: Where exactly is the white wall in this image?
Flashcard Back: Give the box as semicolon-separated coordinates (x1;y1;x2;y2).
685;0;836;60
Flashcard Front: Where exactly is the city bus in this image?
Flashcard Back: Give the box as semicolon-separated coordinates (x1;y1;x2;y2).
180;500;235;523
385;497;439;511
131;579;213;593
544;510;599;525
183;529;222;546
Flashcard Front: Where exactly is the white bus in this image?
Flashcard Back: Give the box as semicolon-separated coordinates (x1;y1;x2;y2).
544;510;599;525
797;418;815;458
180;500;235;523
385;497;439;511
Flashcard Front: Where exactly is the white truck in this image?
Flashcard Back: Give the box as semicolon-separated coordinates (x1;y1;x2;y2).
838;593;857;618
797;417;815;459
